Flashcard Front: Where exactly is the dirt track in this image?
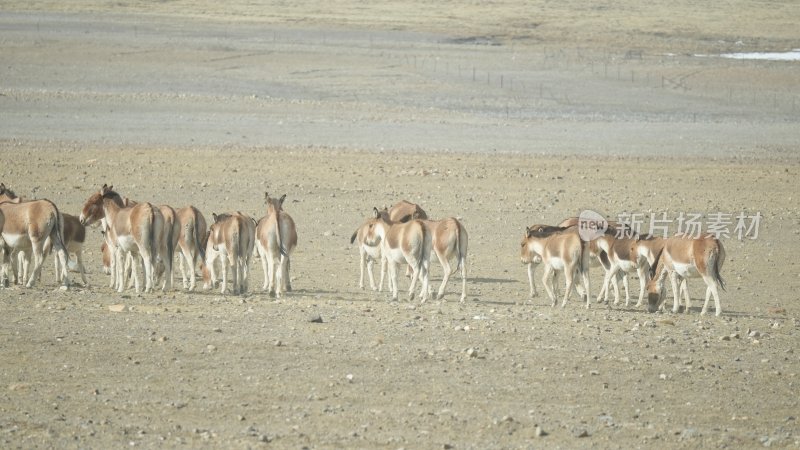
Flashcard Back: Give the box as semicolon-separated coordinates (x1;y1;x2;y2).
1;2;799;449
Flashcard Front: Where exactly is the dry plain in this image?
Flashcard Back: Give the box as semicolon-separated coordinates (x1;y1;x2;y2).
1;1;799;449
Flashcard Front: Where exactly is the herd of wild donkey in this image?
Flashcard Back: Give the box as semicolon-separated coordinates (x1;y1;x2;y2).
0;183;726;316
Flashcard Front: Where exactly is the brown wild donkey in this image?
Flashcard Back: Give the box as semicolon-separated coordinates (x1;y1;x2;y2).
80;185;167;293
0;192;70;289
364;207;431;302
256;193;297;298
646;233;726;316
520;224;591;308
175;206;207;291
351;217;385;291
203;212;254;295
413;213;468;302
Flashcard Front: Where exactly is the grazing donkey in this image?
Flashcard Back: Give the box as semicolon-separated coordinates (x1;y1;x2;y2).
646;233;726;316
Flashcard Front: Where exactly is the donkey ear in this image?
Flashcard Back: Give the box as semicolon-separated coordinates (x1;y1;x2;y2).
0;182;5;192
279;194;286;206
212;213;219;222
264;192;269;202
373;207;380;219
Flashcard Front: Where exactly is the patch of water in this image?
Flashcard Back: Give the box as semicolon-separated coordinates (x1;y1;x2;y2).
713;49;800;61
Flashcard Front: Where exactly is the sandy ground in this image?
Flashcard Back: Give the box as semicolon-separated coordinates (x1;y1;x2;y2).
1;2;799;449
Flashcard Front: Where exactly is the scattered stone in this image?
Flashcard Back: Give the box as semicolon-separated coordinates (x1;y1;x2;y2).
534;425;547;437
598;414;615;427
466;348;478;358
572;427;590;438
679;428;699;440
206;345;217;352
346;373;354;383
108;304;127;313
308;313;323;323
274;340;283;347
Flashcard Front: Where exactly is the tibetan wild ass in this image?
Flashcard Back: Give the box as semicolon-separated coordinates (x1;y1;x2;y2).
351;217;385;291
591;233;648;307
365;207;431;302
388;200;427;223
203;212;254;295
174;206;207;291
520;225;591;308
630;234;689;309
415;215;468;302
647;233;726;316
80;184;167;293
520;224;566;298
256;193;298;298
47;213;89;286
0;195;70;288
153;205;178;291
